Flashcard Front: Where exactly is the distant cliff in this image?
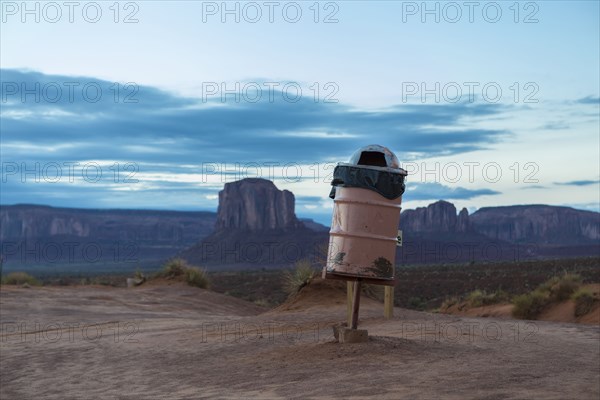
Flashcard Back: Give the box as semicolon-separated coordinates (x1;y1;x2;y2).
399;200;599;244
397;200;599;264
0;205;217;265
400;200;468;233
469;205;600;244
2;192;598;269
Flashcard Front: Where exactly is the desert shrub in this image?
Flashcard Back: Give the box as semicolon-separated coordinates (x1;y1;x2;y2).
162;258;188;278
550;274;581;301
440;296;459;311
2;272;41;286
184;267;210;289
536;274;582;302
572;288;595;317
134;268;145;281
512;273;583;320
283;260;315;294
253;298;270;308
158;258;210;288
512;290;549;319
467;289;510;307
407;297;427;311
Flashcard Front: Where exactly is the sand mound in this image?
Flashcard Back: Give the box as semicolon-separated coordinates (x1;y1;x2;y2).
273;278;348;312
271;277;383;313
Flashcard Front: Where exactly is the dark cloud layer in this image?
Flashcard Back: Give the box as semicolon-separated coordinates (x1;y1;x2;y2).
2;69;510;210
1;69;509;163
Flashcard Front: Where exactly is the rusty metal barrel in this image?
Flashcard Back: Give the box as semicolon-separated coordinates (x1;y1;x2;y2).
323;145;407;284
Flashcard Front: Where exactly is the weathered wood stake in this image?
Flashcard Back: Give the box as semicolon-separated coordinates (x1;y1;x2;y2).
384;286;394;319
346;281;353;326
351;279;362;329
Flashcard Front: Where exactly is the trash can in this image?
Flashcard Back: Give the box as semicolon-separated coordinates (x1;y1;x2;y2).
323;145;407;284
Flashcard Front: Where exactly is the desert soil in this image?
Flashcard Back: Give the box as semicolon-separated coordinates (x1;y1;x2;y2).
1;279;599;400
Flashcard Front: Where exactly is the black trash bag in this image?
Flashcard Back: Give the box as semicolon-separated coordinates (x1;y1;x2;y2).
329;165;406;200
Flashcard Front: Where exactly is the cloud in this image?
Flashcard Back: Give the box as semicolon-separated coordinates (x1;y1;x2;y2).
520;185;546;190
405;183;500;201
1;69;509;162
540;121;570;130
1;69;512;209
575;96;600;105
554;180;598;187
296;195;327;203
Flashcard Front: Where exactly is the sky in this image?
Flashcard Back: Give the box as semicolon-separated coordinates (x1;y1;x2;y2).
1;0;599;225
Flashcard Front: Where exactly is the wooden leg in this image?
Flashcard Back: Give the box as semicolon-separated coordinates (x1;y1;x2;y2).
384;286;394;319
351;280;362;329
346;281;353;326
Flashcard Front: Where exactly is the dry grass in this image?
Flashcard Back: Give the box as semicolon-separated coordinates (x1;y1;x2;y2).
283;260;316;295
159;258;210;289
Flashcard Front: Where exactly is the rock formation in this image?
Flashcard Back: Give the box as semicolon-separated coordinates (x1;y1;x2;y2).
181;178;327;268
399;201;598;244
400;200;458;233
214;178;302;232
469;205;600;244
456;208;470;233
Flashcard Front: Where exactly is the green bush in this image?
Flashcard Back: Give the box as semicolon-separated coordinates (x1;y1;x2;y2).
2;272;41;286
184;267;210;289
283;260;315;294
512;290;549;319
572;288;595;317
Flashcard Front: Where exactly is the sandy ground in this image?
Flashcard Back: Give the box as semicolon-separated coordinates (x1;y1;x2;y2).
1;280;599;400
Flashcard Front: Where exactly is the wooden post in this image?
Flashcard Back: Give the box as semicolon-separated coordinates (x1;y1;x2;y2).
346;281;353;326
351;279;362;329
384;286;394;319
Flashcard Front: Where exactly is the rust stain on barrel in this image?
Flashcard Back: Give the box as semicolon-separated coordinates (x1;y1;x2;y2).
368;257;393;277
